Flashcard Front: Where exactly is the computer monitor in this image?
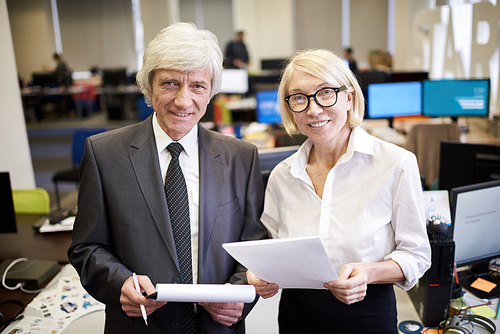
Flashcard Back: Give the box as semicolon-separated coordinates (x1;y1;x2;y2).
422;79;490;120
255;90;282;125
450;179;500;298
366;81;422;120
0;172;17;233
260;58;288;72
101;68;128;86
31;72;55;87
258;146;298;187
390;71;428;83
439;141;500;192
220;69;249;94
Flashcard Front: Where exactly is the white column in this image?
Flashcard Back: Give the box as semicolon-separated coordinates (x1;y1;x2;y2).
0;0;36;189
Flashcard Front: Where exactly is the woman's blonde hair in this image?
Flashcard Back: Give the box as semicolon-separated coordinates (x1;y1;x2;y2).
278;49;365;135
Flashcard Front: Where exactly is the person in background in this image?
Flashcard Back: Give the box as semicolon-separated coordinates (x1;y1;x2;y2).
68;22;267;334
225;31;250;69
343;47;358;75
43;52;71;86
247;49;431;333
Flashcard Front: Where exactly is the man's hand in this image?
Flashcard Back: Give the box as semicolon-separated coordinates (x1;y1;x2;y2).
120;274;167;317
246;270;279;299
198;302;244;327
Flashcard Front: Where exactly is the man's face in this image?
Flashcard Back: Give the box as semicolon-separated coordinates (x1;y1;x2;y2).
150;68;212;141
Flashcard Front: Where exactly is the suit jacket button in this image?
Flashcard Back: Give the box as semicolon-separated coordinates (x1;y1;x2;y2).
172;277;181;284
170;319;179;326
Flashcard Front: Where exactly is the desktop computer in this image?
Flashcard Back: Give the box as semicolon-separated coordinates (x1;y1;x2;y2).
408;241;455;327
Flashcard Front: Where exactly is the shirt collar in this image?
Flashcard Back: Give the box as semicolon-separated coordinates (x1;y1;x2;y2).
289;126;375;178
152;112;198;157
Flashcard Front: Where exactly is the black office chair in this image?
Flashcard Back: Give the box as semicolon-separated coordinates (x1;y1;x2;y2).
52;127;108;210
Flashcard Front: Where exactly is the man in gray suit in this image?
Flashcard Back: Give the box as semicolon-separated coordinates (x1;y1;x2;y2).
68;22;267;334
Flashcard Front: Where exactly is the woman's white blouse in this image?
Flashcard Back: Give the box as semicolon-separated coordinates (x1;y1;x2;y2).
261;126;431;290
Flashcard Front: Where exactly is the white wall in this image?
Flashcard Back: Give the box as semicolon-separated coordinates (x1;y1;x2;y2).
7;0;55;84
0;0;36;189
232;0;295;73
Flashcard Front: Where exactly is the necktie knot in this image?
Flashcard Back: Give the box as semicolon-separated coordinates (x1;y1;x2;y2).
167;142;183;159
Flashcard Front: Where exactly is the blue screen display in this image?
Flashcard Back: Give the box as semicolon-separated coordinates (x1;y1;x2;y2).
256;90;282;124
423;79;490;117
367;81;422;119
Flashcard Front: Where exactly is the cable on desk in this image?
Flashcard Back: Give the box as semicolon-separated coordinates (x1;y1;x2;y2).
1;257;62;293
0;300;25;326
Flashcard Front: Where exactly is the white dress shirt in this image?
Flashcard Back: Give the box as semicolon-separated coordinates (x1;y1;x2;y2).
152;113;200;283
261;126;431;290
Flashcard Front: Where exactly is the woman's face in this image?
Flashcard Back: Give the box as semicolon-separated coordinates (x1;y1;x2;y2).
287;71;352;146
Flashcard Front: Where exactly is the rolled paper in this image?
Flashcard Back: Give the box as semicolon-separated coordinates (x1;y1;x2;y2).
151;284;256;303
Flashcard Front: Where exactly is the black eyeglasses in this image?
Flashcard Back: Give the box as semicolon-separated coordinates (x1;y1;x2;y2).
284;86;348;113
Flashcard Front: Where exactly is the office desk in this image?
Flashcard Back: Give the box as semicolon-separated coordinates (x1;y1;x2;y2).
96;84;142;120
0;214;72;263
0;215;75;333
21;86;92;120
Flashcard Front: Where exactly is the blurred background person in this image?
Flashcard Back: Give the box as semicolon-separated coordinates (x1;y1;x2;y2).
225;31;250;69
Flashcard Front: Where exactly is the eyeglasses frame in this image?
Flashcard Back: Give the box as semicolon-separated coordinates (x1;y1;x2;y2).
284;85;348;113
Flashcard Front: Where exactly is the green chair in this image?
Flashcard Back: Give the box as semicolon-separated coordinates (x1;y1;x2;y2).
12;188;50;214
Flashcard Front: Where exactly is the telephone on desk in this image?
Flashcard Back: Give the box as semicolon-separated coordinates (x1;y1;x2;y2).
32;207;78;232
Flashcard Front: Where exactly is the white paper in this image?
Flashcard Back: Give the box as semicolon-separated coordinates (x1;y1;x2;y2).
423;190;451;225
38;216;75;233
154;284;256;303
223;236;338;289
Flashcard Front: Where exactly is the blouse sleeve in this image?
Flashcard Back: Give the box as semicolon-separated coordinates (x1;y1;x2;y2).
260;171;281;239
385;151;431;291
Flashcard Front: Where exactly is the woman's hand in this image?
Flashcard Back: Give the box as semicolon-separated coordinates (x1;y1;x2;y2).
323;263;368;305
324;260;404;305
246;270;279;299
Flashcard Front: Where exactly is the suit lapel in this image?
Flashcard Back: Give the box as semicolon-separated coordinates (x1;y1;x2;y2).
198;125;223;282
129;116;178;267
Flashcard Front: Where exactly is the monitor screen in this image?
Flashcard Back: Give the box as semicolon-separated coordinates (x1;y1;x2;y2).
367;81;422;119
258;146;298;187
220;69;249;94
391;71;428;83
439;141;500;192
450;180;500;298
0;172;17;233
101;68;128;86
422;79;490;118
260;59;288;72
255;90;282;124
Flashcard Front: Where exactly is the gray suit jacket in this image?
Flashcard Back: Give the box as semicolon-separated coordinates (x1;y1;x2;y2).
68;116;267;333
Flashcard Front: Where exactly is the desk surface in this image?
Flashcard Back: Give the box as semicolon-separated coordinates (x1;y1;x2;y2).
0;214;72;263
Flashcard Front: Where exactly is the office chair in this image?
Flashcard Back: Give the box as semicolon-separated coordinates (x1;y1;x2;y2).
12;188;50;214
405;123;461;190
52;127;108;210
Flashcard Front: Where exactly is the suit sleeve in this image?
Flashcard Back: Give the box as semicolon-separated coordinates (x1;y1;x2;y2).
228;145;267;285
68;137;131;309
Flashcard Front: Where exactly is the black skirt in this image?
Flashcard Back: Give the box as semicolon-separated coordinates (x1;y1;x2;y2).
278;284;398;334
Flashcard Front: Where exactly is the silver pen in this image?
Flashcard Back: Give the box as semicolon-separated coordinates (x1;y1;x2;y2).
132;272;148;326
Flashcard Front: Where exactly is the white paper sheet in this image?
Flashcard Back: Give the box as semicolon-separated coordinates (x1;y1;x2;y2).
223;236;338;289
153;284;256;303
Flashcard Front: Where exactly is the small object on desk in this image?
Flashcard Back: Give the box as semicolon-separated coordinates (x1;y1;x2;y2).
0;258;59;289
495;297;499;319
38;216;75;233
398;320;424;334
470;277;497;294
133;272;148;326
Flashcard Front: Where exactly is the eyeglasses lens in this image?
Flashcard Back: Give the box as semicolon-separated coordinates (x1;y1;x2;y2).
288;88;338;112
